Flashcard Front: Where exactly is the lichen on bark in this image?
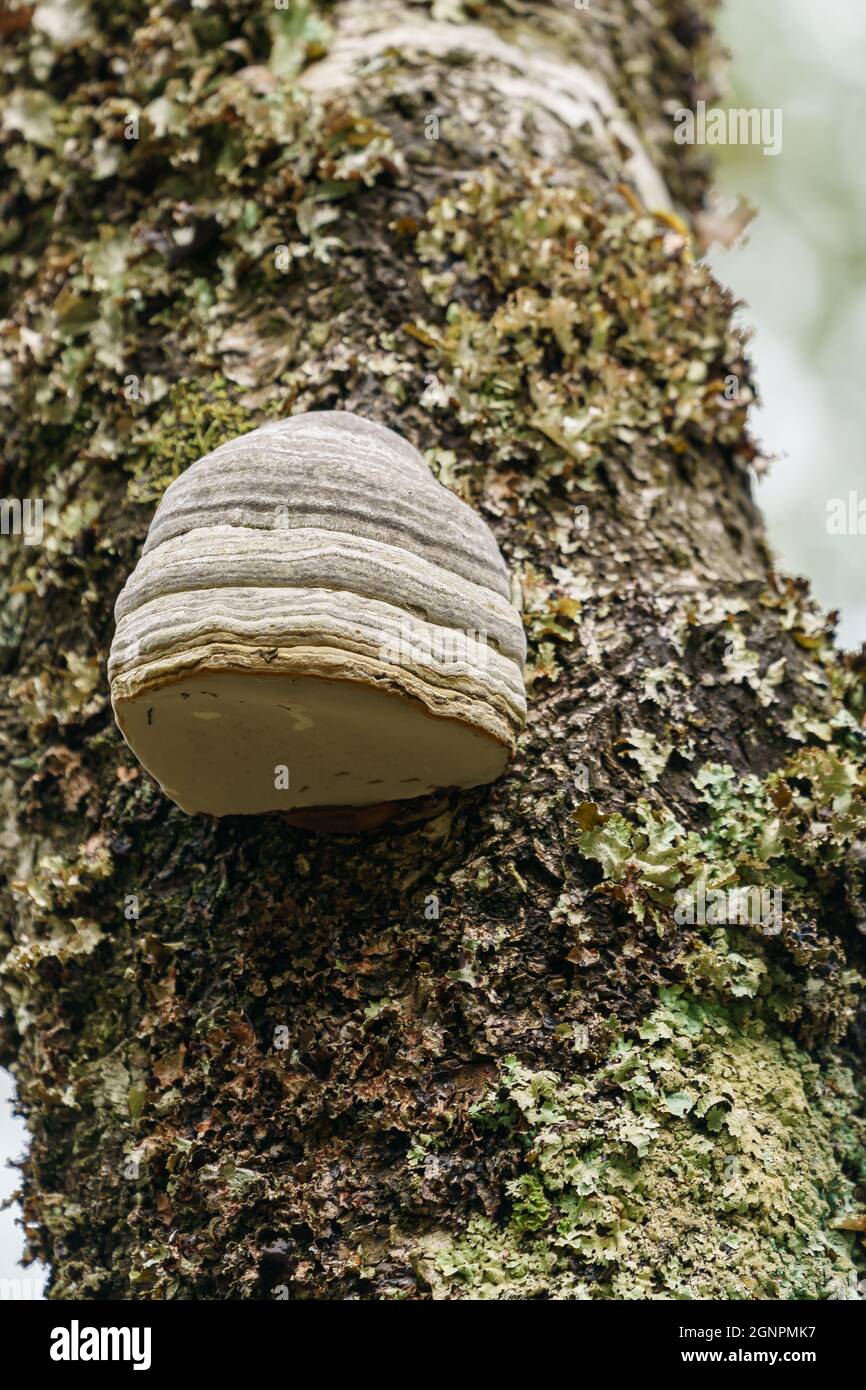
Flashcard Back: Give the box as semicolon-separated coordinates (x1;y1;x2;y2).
0;0;864;1300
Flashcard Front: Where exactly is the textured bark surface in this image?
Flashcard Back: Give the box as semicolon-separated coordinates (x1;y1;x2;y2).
1;0;865;1300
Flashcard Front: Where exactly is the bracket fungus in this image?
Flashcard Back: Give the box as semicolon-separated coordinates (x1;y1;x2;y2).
109;411;527;820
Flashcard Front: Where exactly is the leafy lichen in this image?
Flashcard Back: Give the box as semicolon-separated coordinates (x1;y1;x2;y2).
417;992;865;1300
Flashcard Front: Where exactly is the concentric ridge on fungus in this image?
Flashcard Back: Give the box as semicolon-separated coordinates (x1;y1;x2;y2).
109;411;527;816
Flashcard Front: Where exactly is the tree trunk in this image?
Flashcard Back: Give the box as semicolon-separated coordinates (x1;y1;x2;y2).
1;0;864;1301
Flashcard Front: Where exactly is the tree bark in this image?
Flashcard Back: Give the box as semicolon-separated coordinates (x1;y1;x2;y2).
1;0;864;1300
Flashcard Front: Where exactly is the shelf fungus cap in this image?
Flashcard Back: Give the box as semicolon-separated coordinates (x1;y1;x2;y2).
109;411;527;817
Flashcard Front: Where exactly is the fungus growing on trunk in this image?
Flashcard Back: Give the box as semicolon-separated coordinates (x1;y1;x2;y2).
108;411;526;819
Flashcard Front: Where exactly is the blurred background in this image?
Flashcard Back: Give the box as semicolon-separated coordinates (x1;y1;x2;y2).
1;0;864;1295
710;0;866;650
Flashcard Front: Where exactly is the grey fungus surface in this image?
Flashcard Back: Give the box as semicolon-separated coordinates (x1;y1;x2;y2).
108;411;527;816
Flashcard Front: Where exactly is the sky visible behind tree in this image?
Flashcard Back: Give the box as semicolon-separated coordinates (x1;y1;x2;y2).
710;0;866;650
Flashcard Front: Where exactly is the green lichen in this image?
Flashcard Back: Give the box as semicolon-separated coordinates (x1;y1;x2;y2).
415;1216;589;1301
411;737;866;1300
507;1173;552;1235
126;378;271;506
574;739;866;1041
418;991;865;1300
415;167;754;495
